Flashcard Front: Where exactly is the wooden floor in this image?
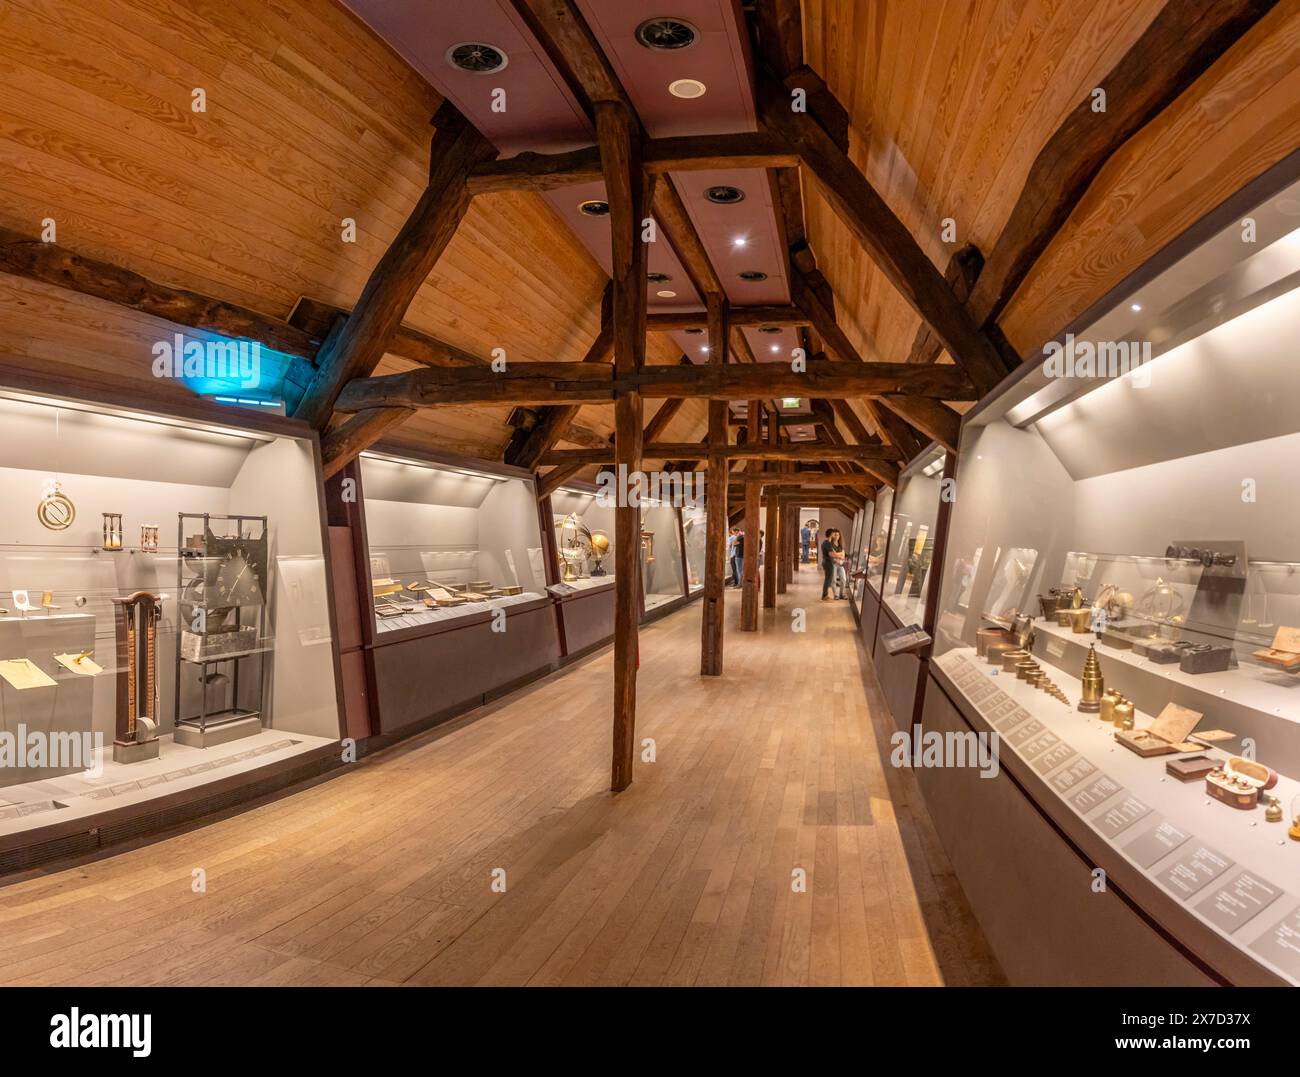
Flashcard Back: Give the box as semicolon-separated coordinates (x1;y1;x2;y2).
0;570;1004;987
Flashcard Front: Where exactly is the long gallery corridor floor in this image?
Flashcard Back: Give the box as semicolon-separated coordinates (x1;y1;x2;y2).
0;569;1005;987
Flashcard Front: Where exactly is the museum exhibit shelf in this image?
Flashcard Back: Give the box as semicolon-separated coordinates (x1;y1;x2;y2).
0;387;344;869
356;451;559;735
917;172;1300;985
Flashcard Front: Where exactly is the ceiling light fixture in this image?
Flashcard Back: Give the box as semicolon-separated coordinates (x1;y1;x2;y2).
669;78;707;99
445;42;509;74
705;185;745;205
1130;303;1142;312
635;17;699;50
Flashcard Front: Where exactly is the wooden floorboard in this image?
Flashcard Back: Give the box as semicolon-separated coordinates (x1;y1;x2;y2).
0;570;1005;987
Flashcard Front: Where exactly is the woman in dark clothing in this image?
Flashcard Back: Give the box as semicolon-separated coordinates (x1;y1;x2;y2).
820;528;836;600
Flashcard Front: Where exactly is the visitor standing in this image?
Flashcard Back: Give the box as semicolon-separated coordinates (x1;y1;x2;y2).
820;528;836;600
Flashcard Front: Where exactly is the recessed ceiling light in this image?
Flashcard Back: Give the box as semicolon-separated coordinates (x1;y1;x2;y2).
578;199;609;217
770;344;780;353
739;270;767;282
446;42;509;74
732;236;748;248
700;345;710;353
669;78;707;99
635;17;698;50
705;185;745;205
1130;303;1142;312
656;289;677;298
1277;197;1300;217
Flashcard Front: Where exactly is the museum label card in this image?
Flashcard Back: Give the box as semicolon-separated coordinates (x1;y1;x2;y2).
1249;906;1300;980
1123;818;1191;868
1005;719;1046;747
1156;843;1233;900
1195;871;1284;934
1068;774;1122;813
53;652;103;676
1093;794;1151;838
1049;757;1098;793
1031;741;1077;776
1019;729;1062;763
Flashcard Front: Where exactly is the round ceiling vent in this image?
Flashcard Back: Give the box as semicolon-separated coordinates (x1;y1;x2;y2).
758;325;781;333
684;327;705;335
445;42;508;74
705;185;745;205
647;272;672;283
738;270;768;282
578;199;610;217
635;17;699;50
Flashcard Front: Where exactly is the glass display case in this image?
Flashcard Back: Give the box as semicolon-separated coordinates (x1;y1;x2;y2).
928;180;1300;984
863;487;894;597
550;487;616;592
359;453;548;632
682;500;706;594
641;500;687;612
879;448;945;625
850;503;874;604
0;392;340;829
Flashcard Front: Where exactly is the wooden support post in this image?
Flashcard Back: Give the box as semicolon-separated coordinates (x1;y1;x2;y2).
740;400;762;631
598;99;649;794
762;410;779;609
700;293;729;676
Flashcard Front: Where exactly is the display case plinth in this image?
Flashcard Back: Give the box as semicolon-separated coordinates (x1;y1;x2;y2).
174;715;262;748
112;740;160;764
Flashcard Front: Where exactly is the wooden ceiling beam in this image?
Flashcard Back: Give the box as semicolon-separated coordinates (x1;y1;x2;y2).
757;74;1007;393
289;297;487;369
653;173;724;299
0;226;316;364
647;305;808;331
320;408;414;481
878;395;962;454
335;360;975;411
729;472;878;488
540;441;901;465
467;132;798;194
294;102;495;429
966;0;1281;334
504;283;614;469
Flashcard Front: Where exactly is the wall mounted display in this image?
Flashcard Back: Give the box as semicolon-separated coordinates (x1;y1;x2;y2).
641;501;687;613
923;179;1300;985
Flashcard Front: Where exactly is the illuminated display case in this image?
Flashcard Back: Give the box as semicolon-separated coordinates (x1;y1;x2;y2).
355;451;559;735
879;447;946;627
360;452;548;634
921;176;1300;985
682;501;706;594
0;392;341;836
641;500;687;612
551;487;616;593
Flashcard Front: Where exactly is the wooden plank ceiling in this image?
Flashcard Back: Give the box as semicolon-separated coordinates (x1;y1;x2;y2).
0;0;1296;461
